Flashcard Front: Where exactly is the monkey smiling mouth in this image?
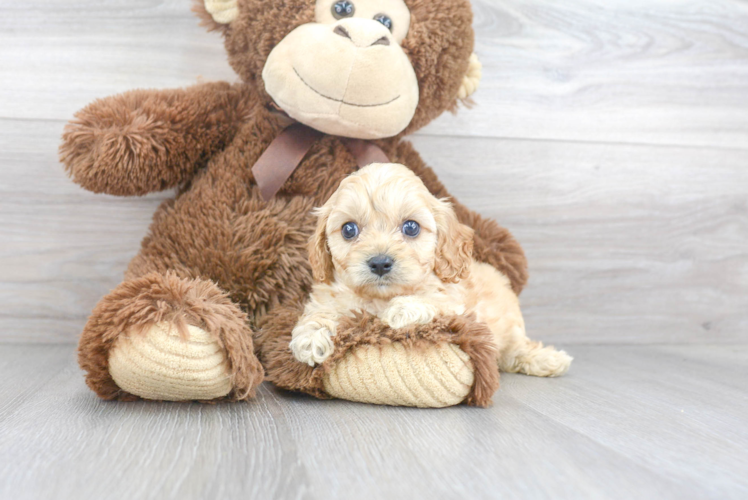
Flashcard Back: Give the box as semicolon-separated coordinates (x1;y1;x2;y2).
293;68;400;108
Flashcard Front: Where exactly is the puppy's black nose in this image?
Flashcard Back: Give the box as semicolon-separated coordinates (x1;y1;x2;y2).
368;255;394;276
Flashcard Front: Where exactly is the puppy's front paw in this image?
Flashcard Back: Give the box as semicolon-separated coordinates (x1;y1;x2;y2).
381;297;438;329
290;324;335;366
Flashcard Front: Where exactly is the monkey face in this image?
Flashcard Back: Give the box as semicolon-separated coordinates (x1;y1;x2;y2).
197;0;478;138
262;0;419;139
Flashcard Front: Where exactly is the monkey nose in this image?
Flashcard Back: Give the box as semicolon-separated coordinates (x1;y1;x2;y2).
332;19;392;48
367;255;394;277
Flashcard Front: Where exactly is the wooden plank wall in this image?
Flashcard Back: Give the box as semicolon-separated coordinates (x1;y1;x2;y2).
1;0;746;344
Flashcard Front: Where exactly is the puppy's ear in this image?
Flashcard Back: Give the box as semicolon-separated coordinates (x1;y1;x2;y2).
433;199;474;283
308;205;335;284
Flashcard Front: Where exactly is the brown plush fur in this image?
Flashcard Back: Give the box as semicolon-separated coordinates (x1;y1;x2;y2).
257;307;500;407
254;303;328;398
193;0;474;137
62;0;528;402
60;83;253;196
78;272;264;401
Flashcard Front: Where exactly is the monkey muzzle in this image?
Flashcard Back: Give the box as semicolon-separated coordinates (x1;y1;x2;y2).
262;18;419;140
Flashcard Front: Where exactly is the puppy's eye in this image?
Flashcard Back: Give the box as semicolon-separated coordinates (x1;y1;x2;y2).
332;0;355;19
402;220;420;237
373;14;393;32
341;222;359;240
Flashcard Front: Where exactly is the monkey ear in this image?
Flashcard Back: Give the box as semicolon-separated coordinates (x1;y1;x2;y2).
193;0;238;30
308;206;335;284
433;199;474;283
457;53;482;101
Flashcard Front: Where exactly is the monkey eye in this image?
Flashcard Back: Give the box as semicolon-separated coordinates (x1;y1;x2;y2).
402;220;420;237
373;14;393;32
341;222;360;240
332;0;355;19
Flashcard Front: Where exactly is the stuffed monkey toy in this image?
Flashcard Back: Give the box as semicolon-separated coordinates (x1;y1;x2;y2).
61;0;528;407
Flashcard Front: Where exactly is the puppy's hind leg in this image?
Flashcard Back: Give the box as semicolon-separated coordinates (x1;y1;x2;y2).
469;262;573;377
499;333;573;377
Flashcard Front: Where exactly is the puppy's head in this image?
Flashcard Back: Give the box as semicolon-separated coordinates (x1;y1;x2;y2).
309;163;474;298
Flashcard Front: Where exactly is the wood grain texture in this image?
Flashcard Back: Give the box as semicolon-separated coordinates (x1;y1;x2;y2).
1;0;747;344
411;135;748;344
2;2;747;498
2;117;746;343
463;0;748;148
1;0;747;147
1;344;747;500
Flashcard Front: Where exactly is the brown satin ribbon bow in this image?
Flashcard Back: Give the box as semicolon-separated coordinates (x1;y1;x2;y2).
251;123;390;201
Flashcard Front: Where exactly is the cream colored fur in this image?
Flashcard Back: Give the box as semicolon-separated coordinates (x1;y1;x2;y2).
291;163;572;378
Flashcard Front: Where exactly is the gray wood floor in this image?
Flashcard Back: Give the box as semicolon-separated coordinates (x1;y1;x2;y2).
1;0;748;499
1;344;747;500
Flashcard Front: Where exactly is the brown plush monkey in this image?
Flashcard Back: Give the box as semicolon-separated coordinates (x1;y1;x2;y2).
60;0;528;407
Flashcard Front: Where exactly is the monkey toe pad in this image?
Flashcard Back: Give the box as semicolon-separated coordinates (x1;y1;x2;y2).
109;322;233;401
260;311;501;408
323;342;474;408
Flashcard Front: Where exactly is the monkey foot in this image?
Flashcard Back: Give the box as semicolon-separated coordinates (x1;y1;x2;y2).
322;342;474;408
258;307;500;408
109;322;233;401
78;272;264;402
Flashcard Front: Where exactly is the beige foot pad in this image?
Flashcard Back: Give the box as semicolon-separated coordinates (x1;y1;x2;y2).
323;342;474;408
258;308;501;408
109;322;232;401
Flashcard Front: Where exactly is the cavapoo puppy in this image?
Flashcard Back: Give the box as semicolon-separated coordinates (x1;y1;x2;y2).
290;163;572;378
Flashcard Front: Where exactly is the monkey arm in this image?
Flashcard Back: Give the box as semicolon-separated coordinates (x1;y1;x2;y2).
59;82;252;196
391;140;529;294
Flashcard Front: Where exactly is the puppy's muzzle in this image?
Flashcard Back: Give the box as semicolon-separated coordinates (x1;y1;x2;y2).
367;254;394;277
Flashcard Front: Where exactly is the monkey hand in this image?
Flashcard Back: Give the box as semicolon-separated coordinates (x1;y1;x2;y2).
60;81;249;196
